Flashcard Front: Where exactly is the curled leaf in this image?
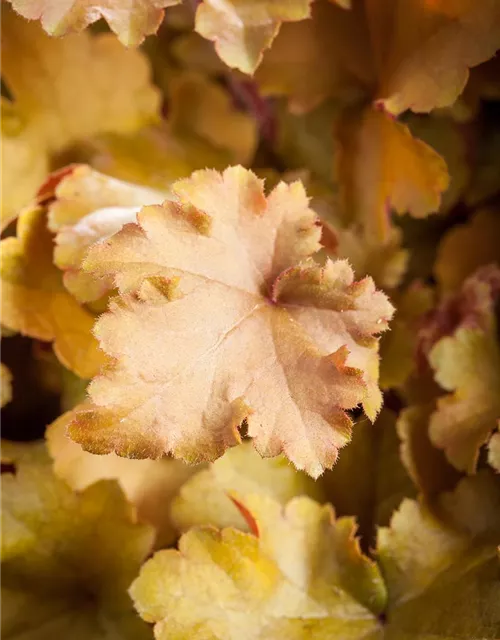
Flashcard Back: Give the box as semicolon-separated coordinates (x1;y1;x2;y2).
49;165;165;303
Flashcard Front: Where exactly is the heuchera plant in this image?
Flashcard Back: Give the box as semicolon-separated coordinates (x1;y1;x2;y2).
1;1;500;638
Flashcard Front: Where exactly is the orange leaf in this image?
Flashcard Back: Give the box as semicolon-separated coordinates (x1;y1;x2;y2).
337;108;449;239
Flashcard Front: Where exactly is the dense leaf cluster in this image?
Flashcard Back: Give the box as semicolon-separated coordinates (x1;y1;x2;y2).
1;1;500;638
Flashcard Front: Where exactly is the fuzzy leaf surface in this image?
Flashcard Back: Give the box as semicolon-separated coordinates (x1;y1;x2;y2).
69;166;393;477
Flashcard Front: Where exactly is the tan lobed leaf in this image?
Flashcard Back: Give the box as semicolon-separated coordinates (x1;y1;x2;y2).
49;165;165;303
171;440;324;533
6;0;181;46
69;167;394;478
337;107;449;239
195;0;314;74
47;405;199;548
0;364;13;408
1;7;160;225
429;324;500;472
435;208;500;293
377;476;500;639
0;206;106;379
489;424;500;473
1;441;155;640
425;267;500;472
131;493;387;639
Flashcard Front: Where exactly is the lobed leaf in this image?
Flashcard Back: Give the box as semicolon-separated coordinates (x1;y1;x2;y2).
337;108;449;240
131;493;387;639
131;478;500;638
69;166;393;477
195;0;314;74
1;7;160;225
6;0;181;46
0;206;105;378
422;266;500;471
1;442;155;640
378;476;500;639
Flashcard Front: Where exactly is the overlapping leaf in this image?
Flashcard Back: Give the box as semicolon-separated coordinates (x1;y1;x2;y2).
131;477;500;638
47;405;198;547
1;442;155;640
419;266;500;471
49;165;165;303
258;0;500;115
171;440;323;533
132;493;387;639
1;7;160;225
377;475;500;639
435;208;500;292
0;205;105;378
6;0;181;46
194;0;314;74
255;0;500;240
68;166;393;477
336;107;449;239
